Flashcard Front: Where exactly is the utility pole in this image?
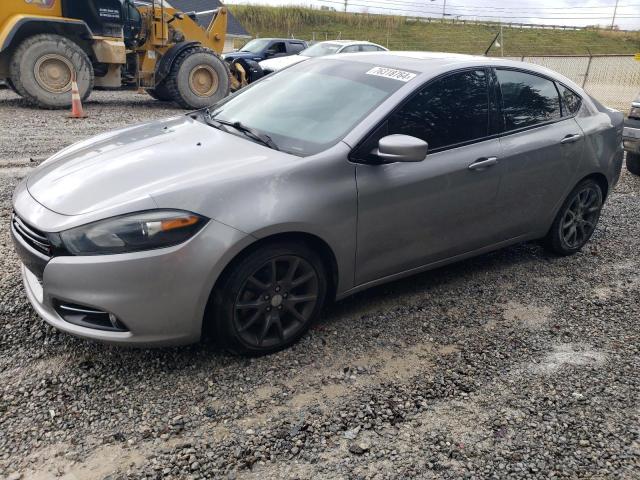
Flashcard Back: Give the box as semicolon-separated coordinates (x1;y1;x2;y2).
344;0;348;13
611;0;619;30
442;0;446;19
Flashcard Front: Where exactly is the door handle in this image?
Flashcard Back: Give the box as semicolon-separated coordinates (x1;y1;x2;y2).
560;133;583;144
468;156;498;170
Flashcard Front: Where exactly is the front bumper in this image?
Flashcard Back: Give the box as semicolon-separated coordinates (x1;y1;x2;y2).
14;208;251;347
623;118;640;153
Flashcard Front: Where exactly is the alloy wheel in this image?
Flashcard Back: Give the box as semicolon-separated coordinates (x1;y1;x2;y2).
560;185;602;249
233;255;319;349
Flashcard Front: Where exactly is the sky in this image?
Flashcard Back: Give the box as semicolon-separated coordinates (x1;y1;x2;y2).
224;0;640;30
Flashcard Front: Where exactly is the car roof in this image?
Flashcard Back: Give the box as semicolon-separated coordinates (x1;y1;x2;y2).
327;51;575;82
319;40;379;46
255;38;306;42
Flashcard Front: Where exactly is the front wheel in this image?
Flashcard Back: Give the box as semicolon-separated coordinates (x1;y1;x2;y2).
211;242;328;356
165;46;230;109
543;179;604;256
627;152;640;176
9;34;94;109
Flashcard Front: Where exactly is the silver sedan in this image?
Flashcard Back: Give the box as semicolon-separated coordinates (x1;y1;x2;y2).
11;52;624;355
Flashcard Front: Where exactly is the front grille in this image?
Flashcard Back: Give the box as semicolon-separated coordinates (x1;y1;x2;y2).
12;213;52;257
54;301;129;332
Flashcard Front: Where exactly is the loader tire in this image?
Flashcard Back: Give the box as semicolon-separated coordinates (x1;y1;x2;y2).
147;82;173;101
6;78;20;96
10;34;94;109
627;152;640;176
165;46;230;109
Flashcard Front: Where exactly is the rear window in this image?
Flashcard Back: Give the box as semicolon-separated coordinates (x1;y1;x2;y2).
496;69;561;131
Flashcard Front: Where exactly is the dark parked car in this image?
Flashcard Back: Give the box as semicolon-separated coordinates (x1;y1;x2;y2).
222;38;308;63
622;93;640;175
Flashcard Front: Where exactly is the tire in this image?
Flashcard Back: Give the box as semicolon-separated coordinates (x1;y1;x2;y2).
165;46;230;109
9;34;94;109
627;152;640;176
211;242;328;356
543;179;604;256
230;58;264;85
146;82;172;102
5;78;20;96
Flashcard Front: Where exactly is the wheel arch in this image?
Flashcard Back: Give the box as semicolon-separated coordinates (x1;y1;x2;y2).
202;231;340;338
1;17;93;55
154;41;200;86
580;172;609;199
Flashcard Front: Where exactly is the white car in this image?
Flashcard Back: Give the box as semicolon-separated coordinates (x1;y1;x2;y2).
259;40;388;74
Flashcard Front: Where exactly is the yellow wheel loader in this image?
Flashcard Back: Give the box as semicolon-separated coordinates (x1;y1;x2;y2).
0;0;249;109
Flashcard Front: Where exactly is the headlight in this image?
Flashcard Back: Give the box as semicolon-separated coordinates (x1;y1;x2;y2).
59;210;208;255
630;104;640;119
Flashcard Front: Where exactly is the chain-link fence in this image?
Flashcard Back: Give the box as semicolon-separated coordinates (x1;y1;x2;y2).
505;55;639;111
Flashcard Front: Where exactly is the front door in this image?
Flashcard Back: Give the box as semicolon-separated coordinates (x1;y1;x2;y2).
354;69;505;285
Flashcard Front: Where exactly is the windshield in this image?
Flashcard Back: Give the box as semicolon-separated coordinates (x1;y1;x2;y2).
241;39;270;53
300;42;342;58
209;59;414;156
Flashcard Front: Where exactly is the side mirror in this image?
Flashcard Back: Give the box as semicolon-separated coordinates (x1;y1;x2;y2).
374;135;428;163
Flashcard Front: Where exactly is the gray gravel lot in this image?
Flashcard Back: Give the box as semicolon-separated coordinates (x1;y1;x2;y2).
0;89;639;479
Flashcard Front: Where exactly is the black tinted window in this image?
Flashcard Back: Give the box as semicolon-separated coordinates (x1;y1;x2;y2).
557;84;582;115
387;70;489;150
496;70;561;130
289;42;305;53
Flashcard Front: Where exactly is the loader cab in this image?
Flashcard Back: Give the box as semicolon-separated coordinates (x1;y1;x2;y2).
61;0;126;38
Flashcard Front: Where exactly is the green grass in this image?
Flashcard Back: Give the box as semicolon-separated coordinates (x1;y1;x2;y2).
229;5;640;56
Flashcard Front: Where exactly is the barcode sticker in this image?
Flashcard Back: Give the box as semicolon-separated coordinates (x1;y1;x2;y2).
366;67;417;82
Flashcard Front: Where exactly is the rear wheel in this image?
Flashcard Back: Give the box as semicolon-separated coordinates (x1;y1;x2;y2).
9;34;94;109
212;242;328;356
5;78;20;96
627;152;640;176
146;82;172;102
165;46;230;109
543;179;603;256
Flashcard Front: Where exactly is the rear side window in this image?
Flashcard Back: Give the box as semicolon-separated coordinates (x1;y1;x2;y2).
387;69;489;150
360;45;382;52
289;42;305;53
340;45;360;53
557;84;582;116
496;69;561;130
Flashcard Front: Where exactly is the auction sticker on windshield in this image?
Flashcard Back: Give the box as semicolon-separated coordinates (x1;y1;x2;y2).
366;67;417;82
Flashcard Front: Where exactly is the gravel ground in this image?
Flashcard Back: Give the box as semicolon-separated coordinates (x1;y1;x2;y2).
0;89;639;479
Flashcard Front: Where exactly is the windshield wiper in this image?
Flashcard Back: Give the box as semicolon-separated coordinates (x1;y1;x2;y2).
206;112;279;151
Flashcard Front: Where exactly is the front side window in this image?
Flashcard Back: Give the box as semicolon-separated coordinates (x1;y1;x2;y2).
387;69;489;150
210;59;414;156
557;84;582;116
240;39;270;54
267;42;286;54
340;45;360;53
496;69;561;130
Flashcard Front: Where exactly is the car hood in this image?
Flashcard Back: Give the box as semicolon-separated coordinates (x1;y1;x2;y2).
259;55;309;71
26;115;287;216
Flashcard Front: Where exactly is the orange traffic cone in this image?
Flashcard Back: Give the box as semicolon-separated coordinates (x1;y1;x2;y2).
69;72;86;119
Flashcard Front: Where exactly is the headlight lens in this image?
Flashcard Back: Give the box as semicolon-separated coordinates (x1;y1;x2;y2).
60;210;208;255
630;105;640;119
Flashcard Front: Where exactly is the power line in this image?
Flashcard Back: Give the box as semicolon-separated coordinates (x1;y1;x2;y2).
314;0;640;19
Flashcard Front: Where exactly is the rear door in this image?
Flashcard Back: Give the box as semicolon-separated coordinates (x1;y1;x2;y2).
494;69;585;237
354;69;505;285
